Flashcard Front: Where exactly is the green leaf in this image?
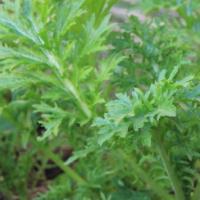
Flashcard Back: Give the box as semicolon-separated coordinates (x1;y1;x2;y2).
94;71;186;145
106;93;134;122
0;16;42;44
184;84;200;101
97;54;125;82
33;103;67;140
55;0;85;38
169;65;180;81
0;74;32;90
22;0;32;18
0;47;48;66
80;15;111;56
133;116;147;131
97;125;115;146
156;100;176;119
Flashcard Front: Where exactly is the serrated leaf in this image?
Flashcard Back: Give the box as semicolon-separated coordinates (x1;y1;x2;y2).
0;74;32;90
156;100;176;119
133;115;147;131
33;103;67;140
107;93;134;122
80;15;111;56
98;127;115;146
169;65;180;81
0;16;42;44
55;0;85;38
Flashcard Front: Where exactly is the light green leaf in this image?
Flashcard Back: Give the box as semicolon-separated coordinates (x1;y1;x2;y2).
0;74;33;90
0;16;42;44
98;127;115;146
55;0;85;38
33;103;67;140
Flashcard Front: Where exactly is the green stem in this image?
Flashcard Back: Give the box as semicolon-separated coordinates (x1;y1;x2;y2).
43;147;87;186
53;70;91;118
121;151;173;200
64;78;92;118
155;132;185;200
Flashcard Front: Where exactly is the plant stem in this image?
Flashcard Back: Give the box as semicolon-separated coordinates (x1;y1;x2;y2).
155;132;185;200
52;69;92;118
64;78;92;118
120;151;173;200
43;147;87;186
